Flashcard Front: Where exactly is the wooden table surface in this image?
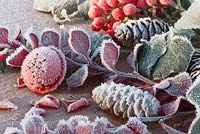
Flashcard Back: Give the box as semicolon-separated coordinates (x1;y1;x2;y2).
0;0;194;133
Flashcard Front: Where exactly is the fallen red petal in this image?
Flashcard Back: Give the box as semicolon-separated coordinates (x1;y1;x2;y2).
67;98;89;113
36;94;60;109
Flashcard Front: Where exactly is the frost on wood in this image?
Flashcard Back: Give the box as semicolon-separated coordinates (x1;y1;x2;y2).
175;0;200;30
92;82;160;118
114;17;169;46
0;100;18;110
33;0;59;12
3;127;23;134
66;65;88;87
100;39;120;71
36;94;60;109
138;29;194;80
21;46;67;94
188;48;200;81
69;28;90;57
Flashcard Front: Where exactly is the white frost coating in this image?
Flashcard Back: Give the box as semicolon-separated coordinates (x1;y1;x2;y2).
6;45;29;67
36;94;60;108
68;27;91;56
20;114;46;134
175;0;200;30
153;79;170;89
54;119;73;134
3;127;23;134
69;115;90;128
25;107;46;118
100;39;120;72
92;82;160;118
33;0;58;12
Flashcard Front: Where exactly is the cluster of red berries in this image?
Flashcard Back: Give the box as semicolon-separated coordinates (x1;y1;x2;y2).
88;0;172;34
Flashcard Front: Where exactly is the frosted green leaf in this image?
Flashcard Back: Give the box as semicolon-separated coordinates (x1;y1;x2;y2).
188;115;200;134
0;58;6;73
52;0;79;23
138;35;167;78
175;0;200;30
138;30;194;80
78;0;90;20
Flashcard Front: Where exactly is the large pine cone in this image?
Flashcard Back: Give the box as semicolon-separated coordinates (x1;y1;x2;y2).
92;82;160;118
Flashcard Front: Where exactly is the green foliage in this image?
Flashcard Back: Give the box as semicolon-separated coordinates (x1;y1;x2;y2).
0;58;6;73
138;29;194;80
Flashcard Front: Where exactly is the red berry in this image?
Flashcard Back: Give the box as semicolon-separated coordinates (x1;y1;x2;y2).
112;22;121;30
123;4;136;16
158;0;172;6
106;0;119;7
97;0;111;10
91;24;101;31
146;0;157;6
118;0;137;4
107;18;116;29
92;17;105;29
88;6;102;19
137;0;147;8
112;8;125;20
90;0;99;6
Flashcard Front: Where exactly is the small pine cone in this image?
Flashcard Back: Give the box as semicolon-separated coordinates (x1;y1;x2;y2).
92;82;160;118
187;48;200;81
114;17;170;46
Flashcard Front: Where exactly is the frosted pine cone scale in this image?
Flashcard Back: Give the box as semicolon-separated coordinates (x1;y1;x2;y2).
114;17;170;46
92;82;160;118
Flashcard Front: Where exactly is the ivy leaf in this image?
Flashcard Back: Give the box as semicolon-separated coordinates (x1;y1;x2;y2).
41;30;59;47
138;30;194;80
52;0;79;23
59;26;70;54
188;115;200;134
66;65;88;87
69;28;91;57
138;34;167;78
0;58;6;73
78;0;90;20
90;34;111;60
100;39;120;72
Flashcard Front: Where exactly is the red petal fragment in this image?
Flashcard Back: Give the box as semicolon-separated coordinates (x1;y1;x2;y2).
36;95;60;109
66;65;88;87
16;77;26;88
100;39;120;71
127;117;150;134
3;127;23;134
54;120;73;134
25;107;46;117
69;28;90;57
0;47;9;61
61;98;77;107
0;100;18;110
0;28;9;44
20;114;46;134
161;97;183;115
41;30;60;47
161;123;186;134
6;45;29;67
29;33;39;49
67;98;89;113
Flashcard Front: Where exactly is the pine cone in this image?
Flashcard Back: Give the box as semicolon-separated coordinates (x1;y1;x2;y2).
92;82;160;118
114;17;170;46
188;48;200;81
